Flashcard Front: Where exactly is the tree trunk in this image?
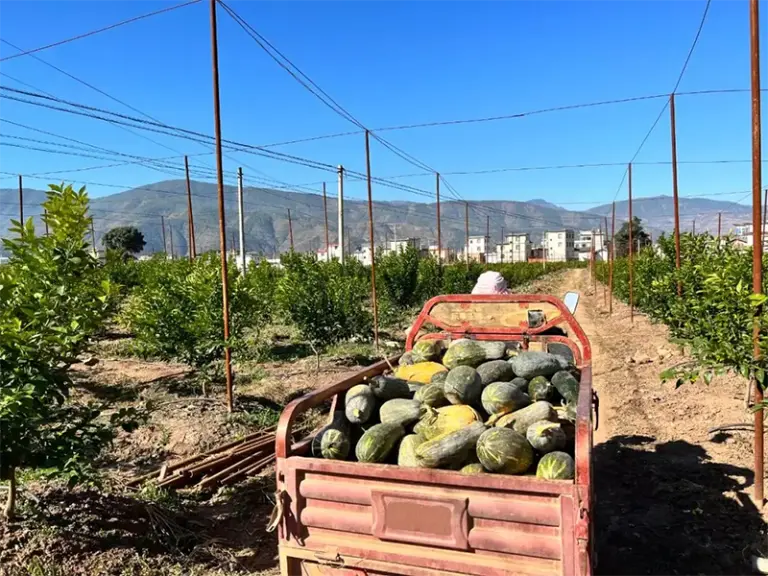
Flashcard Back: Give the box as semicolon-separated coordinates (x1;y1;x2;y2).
3;467;16;520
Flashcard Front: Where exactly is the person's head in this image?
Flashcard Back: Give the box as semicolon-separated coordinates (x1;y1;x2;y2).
471;271;509;294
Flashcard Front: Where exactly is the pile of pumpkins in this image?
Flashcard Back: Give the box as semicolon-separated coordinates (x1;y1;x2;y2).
312;338;580;480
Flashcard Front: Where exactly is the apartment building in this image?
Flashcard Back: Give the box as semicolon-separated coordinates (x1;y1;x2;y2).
544;229;575;262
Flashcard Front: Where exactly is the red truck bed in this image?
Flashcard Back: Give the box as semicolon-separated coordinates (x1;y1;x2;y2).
273;294;596;576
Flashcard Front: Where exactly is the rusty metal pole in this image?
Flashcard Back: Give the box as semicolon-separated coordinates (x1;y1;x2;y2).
609;202;615;315
628;163;634;323
169;223;175;259
465;202;470;271
237;167;246;273
322;182;330;259
161;215;167;256
750;0;764;506
602;217;608;306
287;209;294;251
692;219;696;236
763;187;767;245
17;174;23;228
436;172;442;264
44;209;49;236
338;165;345;263
364;130;379;350
670;93;682;297
210;0;234;413
185;155;196;260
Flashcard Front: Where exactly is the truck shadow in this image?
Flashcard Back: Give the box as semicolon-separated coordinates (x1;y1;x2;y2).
593;435;765;575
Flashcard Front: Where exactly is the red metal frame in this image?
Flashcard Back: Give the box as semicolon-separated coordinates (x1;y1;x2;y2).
275;295;595;576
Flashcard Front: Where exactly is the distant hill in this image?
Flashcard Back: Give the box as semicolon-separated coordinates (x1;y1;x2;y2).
0;182;752;256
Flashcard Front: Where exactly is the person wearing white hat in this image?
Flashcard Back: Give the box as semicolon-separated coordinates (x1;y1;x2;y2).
471;271;509;295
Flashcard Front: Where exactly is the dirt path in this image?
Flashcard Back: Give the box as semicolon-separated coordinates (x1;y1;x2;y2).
552;268;766;575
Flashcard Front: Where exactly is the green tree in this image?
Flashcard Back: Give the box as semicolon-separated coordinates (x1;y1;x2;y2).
103;225;145;255
377;245;421;309
613;217;651;258
1;184;124;519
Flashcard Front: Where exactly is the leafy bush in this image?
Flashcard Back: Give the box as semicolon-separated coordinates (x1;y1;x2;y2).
119;254;264;369
377;245;421;309
276;253;371;351
0;184;127;518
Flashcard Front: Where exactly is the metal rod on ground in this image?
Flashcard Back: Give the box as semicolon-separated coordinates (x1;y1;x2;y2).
609;202;615;315
287;209;294;251
209;0;234;414
364;130;379;350
750;0;764;506
628;162;634;324
185;155;196;260
322;182;330;259
337;165;345;263
670;93;682;297
161;215;167;256
17;174;23;228
465;202;470;270
436;172;442;264
237;167;246;273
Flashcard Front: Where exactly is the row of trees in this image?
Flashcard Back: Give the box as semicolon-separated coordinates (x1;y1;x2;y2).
597;231;766;388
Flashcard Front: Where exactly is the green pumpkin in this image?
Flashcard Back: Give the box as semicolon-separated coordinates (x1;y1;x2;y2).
444;366;483;405
526;420;566;454
481;381;531;416
536;451;575;480
476;427;533;474
355;422;406;463
528;376;555;402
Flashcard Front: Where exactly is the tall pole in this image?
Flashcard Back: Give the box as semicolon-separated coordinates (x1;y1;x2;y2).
763;187;767;245
287;209;294;251
365;130;379;349
169;223;175;259
718;212;722;240
44;209;49;236
236;167;246;273
692;219;696;236
591;228;597;294
609;202;615;315
17;174;23;227
185;155;196;260
628;162;634;324
485;215;490;266
322;182;330;259
90;218;97;258
602;217;608;306
436;172;442;264
161;215;167;256
500;227;505;264
337;165;345;263
210;0;234;413
465;202;470;270
750;0;764;506
670;93;682;297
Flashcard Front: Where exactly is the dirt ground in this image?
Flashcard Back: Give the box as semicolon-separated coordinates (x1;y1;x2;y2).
2;269;766;575
563;268;767;575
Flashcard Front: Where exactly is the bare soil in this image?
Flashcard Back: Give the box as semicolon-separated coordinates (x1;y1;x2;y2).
566;268;767;575
2;269;766;575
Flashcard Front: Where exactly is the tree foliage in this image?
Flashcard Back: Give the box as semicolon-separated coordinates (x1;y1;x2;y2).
0;184;128;518
613;217;651;258
102;225;146;254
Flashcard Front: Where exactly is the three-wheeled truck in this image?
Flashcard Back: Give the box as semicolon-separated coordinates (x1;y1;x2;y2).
272;293;597;576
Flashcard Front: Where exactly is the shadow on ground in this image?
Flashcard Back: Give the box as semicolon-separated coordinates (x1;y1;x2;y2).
594;434;766;575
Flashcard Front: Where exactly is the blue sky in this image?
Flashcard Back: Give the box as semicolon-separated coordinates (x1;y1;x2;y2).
0;0;765;213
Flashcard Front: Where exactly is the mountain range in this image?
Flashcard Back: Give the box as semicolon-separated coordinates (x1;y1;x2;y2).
0;180;753;257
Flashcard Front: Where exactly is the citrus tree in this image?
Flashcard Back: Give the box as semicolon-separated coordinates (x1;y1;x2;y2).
0;184;127;519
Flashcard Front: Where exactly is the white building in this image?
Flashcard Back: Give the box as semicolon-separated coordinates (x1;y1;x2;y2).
352;244;374;266
316;243;342;262
575;229;608;261
544;230;575;262
734;223;768;250
428;245;453;261
465;235;491;262
501;233;531;263
385;238;420;254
